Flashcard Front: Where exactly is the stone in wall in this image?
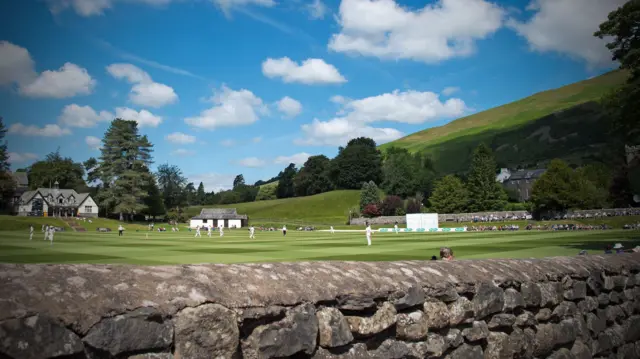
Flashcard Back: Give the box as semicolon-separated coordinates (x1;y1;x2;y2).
83;308;173;358
345;302;396;337
396;310;428;341
0;315;84;359
316;307;353;348
242;303;318;359
174;304;239;359
473;282;505;319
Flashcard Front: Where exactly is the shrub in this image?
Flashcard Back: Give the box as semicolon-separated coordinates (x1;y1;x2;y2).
381;195;403;216
395;207;406;216
406;198;421;214
362;203;381;218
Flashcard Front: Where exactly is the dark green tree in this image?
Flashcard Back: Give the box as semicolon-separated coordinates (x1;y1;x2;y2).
0;118;15;212
382;147;416;198
294;155;333;196
142;172;166;218
28;149;87;191
331;137;382;189
94;119;154;221
184;182;196;205
156;163;187;212
276;163;297;199
429;175;469;213
466;143;507;212
233;174;245;189
531;159;584;214
196;182;205;205
359;180;380;210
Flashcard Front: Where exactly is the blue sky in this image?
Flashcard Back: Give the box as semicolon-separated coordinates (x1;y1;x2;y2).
0;0;624;191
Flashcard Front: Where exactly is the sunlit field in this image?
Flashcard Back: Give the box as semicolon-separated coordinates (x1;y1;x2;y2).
1;227;638;265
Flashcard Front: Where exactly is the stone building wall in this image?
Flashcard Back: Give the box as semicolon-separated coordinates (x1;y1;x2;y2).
1;255;640;358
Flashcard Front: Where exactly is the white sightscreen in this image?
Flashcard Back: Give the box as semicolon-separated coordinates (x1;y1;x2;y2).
406;213;439;229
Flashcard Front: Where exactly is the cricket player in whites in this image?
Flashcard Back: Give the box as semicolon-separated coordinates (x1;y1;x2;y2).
394;221;399;234
207;225;212;238
330;226;334;234
365;221;372;246
48;226;55;245
249;225;255;239
29;224;34;240
195;226;201;238
219;224;224;237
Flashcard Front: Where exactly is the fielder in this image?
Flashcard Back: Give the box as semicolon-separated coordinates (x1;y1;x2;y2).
330;226;334;234
195;226;201;237
219;224;224;237
207;226;212;238
394;222;399;234
44;225;49;241
365;221;372;246
249;225;255;239
29;224;34;241
48;226;55;245
282;225;287;236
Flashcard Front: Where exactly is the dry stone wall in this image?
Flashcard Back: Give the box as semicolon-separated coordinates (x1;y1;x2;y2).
1;255;640;358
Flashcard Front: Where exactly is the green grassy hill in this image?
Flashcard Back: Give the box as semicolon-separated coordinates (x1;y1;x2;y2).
380;70;628;174
186;190;360;225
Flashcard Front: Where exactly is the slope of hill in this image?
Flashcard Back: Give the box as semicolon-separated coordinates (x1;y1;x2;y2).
186;190;360;225
380;70;628;174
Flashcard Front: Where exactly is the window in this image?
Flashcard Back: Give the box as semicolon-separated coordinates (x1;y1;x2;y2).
59;198;64;204
203;219;208;223
85;206;92;213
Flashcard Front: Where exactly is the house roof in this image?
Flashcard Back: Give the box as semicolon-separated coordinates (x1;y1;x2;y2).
20;188;94;208
506;169;546;181
12;172;28;187
192;208;248;220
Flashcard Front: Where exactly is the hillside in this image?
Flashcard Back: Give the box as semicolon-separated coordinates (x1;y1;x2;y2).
186;190;360;225
380;70;628;174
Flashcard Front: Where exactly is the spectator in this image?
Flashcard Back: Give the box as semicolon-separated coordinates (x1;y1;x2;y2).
613;243;624;254
440;247;454;261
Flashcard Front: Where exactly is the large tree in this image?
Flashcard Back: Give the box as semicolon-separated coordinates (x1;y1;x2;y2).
0;118;15;212
28;150;87;191
142;172;166;218
381;147;437;199
233;174;245;189
331;137;383;189
466;143;507;212
429;175;469;214
294;155;334;197
276;163;297;199
530;159;593;215
156;163;187;212
94;119;154;220
359;181;380;210
196;182;206;205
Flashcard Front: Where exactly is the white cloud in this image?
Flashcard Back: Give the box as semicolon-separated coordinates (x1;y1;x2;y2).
274;152;311;166
8;152;38;164
107;63;178;107
0;41;95;98
237;157;266;168
296;89;467;146
330;95;348;104
508;0;625;67
58;104;112;128
276;96;303;118
442;86;460;96
262;57;347;85
115;107;163;128
171;148;196;157
308;0;328;19
85;136;102;150
46;0;177;16
188;172;236;192
220;139;236;147
213;0;275;16
184;85;268;130
8;123;71;137
296;118;404;146
166;132;196;144
328;0;505;63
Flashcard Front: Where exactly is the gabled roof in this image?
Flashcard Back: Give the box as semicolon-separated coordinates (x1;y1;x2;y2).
192;208;248;220
20;188;94;208
506;169;546;181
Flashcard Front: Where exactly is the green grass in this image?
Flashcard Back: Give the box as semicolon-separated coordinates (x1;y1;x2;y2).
1;227;638;264
380;70;628;173
186;190;361;225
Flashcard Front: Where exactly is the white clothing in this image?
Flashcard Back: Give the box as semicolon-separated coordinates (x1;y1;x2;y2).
394;225;398;233
249;227;255;239
330;226;334;234
29;226;33;240
207;227;212;237
219;226;224;237
366;226;372;246
195;228;201;237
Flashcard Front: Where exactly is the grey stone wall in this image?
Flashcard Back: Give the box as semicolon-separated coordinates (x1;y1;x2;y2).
1;255;640;358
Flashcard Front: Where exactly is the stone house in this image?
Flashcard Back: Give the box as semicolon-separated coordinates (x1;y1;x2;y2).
502;169;546;202
17;181;98;217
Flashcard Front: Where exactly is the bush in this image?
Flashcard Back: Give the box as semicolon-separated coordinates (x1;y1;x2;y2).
381;195;403;216
406;198;421;214
395;207;406;216
362;203;381;218
505;202;527;211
